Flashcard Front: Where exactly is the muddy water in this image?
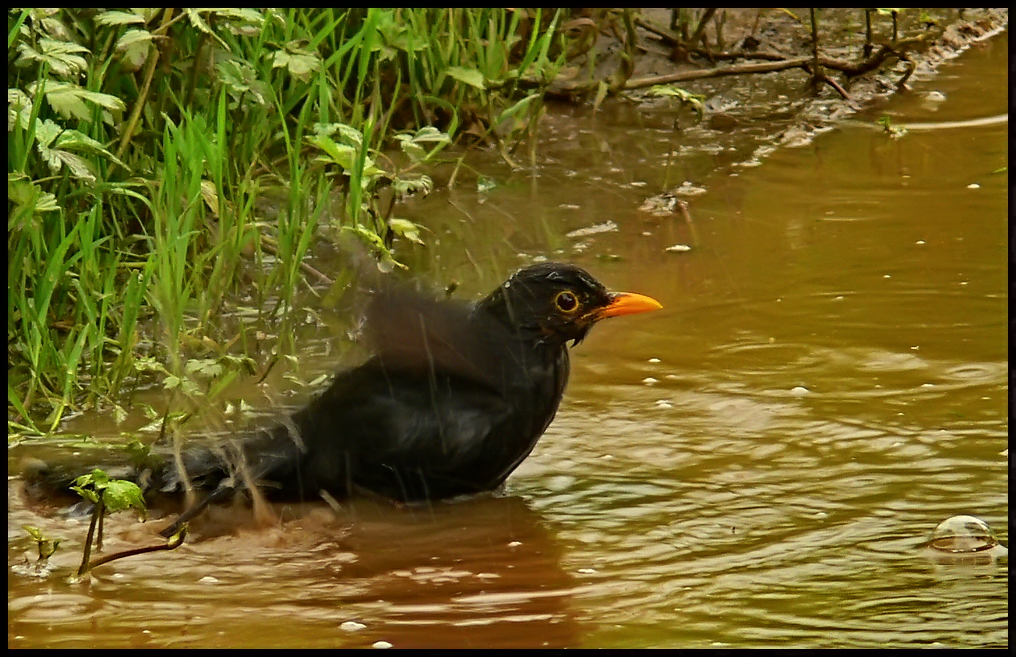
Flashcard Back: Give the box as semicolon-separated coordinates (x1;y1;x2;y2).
9;32;1008;649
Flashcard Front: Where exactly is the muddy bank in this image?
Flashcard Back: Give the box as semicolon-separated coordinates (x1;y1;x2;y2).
565;8;1008;116
525;8;1009;215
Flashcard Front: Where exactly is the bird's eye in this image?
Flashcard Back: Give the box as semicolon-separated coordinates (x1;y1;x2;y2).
554;290;579;313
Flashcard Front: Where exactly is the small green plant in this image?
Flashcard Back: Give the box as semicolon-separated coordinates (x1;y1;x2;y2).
70;469;150;577
646;84;707;120
22;525;62;571
877;114;907;139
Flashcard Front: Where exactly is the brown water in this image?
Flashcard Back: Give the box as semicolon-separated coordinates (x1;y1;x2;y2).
8;30;1008;649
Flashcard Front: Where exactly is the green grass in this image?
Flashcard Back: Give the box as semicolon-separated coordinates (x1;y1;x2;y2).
7;8;571;435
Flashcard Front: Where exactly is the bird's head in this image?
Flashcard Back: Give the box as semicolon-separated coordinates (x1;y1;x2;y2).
479;262;662;347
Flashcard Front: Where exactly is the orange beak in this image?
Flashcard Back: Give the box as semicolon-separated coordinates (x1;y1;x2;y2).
596;292;663;319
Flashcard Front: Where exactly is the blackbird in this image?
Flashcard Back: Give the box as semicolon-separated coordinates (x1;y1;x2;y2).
29;263;661;535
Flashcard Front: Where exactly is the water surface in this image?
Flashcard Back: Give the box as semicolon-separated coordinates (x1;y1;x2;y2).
8;29;1007;649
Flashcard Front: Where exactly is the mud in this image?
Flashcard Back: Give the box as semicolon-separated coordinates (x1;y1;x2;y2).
565;8;1008;140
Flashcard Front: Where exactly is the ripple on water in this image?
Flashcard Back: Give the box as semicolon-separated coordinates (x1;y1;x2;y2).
8;592;100;624
938;361;1007;385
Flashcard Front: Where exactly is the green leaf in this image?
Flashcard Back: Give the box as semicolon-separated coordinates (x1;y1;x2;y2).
94;10;148;26
272;44;321;82
392;175;433;198
34;119;72;175
183;8;228;49
23;525;46;541
394;127;451;163
102;479;146;517
312;122;364;147
71;485;99;503
408;126;450;144
342;225;407;272
446;66;486;90
388;217;425;245
396;136;426;162
185;358;223;379
307;133;384;183
308;134;358;171
27;80;126;122
8;88;33;131
56;127;122;157
494;93;539;127
43;144;96;182
16;39;90;77
477;175;497;193
645;85;705;118
71;468;111;503
115;29;153;71
201;8;265;29
32;121;128;180
8;175;61;215
217;58;269;107
33;117;61;147
79;469;110;487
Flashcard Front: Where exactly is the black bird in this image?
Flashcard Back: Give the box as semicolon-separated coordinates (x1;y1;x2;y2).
26;263;662;534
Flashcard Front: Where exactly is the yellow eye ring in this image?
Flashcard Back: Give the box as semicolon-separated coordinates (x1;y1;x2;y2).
554;290;579;313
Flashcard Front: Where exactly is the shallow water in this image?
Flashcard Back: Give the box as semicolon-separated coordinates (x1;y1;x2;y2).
8;29;1008;649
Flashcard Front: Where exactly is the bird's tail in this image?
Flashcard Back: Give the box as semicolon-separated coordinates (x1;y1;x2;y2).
16;420;311;535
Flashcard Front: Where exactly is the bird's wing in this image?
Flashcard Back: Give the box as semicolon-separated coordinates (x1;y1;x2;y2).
362;279;522;394
307;362;520;463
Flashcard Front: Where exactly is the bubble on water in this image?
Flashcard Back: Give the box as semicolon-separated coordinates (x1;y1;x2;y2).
925;515;1008;564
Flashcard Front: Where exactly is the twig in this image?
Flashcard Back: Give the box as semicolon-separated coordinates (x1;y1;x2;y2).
623;38;922;91
111;9;177;174
624;57;812;89
864;9;874;58
690;8;717;52
86;527;187;571
809;9;823;86
635;15;680;46
806;69;854;102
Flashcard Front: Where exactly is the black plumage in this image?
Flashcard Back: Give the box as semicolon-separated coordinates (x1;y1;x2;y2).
25;263;662;535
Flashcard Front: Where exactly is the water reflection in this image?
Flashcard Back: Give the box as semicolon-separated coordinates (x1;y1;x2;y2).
9;492;582;648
